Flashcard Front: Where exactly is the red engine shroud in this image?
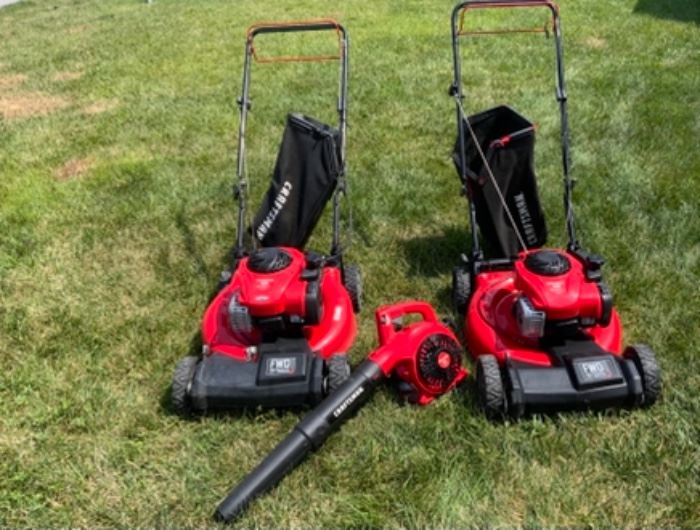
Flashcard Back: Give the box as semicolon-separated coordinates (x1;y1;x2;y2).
466;249;622;367
201;247;356;360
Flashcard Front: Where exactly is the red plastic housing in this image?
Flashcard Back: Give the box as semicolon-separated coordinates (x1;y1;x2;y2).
466;249;622;367
201;247;356;360
514;255;603;322
369;301;468;405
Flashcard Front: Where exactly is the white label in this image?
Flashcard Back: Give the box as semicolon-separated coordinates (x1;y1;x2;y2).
267;357;297;375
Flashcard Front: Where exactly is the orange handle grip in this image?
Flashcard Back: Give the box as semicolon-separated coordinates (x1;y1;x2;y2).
457;0;558;36
246;19;345;64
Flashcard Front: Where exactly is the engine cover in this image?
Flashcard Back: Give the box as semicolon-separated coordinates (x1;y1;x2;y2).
514;249;606;324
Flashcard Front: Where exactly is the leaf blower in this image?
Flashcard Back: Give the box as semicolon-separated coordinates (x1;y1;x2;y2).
213;300;467;523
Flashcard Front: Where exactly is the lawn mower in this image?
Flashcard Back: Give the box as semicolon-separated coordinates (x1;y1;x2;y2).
171;20;361;413
213;301;467;523
449;0;661;418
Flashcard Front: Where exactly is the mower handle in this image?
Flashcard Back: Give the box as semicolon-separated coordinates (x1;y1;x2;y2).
450;0;579;253
247;19;346;40
234;18;350;259
453;0;559;21
375;300;439;346
246;19;347;63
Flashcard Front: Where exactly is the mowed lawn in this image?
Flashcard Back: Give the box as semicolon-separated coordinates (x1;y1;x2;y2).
1;0;699;527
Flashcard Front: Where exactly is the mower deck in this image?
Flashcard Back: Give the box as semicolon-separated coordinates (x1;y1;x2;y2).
504;338;644;416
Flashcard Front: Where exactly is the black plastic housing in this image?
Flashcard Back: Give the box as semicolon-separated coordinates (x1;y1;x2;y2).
505;337;644;416
189;338;325;410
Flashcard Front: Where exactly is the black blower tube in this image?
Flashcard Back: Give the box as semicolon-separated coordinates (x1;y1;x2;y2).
214;359;384;523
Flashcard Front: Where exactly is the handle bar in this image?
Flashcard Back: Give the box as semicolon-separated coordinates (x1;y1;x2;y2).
375;300;439;346
454;1;558;36
246;19;346;63
234;18;349;258
450;0;578;251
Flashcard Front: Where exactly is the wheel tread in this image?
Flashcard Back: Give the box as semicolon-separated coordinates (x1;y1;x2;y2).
476;354;505;419
326;354;351;394
343;264;362;314
626;344;661;407
452;266;471;315
171;356;199;415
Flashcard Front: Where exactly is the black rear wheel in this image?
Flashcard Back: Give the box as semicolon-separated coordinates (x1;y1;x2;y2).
475;354;505;420
452;266;471;315
325;354;351;395
624;344;661;407
171;356;199;416
343;264;362;314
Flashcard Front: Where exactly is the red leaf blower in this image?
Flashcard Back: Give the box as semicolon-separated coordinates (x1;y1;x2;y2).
214;301;467;523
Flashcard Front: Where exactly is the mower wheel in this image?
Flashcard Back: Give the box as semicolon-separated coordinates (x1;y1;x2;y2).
624;344;661;407
171;356;199;415
476;354;506;419
452;266;471;315
326;354;351;395
343;264;362;313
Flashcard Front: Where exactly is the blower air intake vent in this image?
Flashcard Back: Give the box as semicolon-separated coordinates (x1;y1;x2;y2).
417;334;463;392
524;250;571;276
247;248;292;273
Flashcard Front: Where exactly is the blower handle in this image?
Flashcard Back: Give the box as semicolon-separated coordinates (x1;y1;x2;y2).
375;300;439;346
214;359;383;523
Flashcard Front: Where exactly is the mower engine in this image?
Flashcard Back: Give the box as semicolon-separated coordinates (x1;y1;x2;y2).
171;247;359;413
228;247;325;336
512;249;612;340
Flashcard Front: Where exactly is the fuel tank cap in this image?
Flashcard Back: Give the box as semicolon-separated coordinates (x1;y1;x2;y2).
247;248;292;273
524;250;571;276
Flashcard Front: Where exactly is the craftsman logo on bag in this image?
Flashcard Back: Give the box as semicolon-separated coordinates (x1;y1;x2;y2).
514;192;538;246
255;181;293;241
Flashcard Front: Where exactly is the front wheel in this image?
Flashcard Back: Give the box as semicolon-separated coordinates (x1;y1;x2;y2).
624;344;661;407
171;356;199;416
325;354;351;395
475;354;506;420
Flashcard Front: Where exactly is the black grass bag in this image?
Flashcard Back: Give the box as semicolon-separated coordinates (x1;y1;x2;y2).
453;105;547;258
253;113;340;249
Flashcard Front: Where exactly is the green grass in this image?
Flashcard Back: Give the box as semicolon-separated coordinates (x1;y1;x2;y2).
1;0;699;527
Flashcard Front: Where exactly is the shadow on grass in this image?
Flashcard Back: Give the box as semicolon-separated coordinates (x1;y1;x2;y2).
634;0;700;24
400;226;468;278
175;208;211;280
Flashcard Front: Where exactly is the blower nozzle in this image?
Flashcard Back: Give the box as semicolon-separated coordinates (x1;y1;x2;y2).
214;300;467;523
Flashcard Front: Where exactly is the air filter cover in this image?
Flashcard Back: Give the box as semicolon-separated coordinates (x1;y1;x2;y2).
247;248;292;273
417;334;463;392
524;250;571;276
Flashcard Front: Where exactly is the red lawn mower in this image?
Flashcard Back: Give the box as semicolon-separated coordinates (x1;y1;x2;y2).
449;1;661;418
171;20;361;413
